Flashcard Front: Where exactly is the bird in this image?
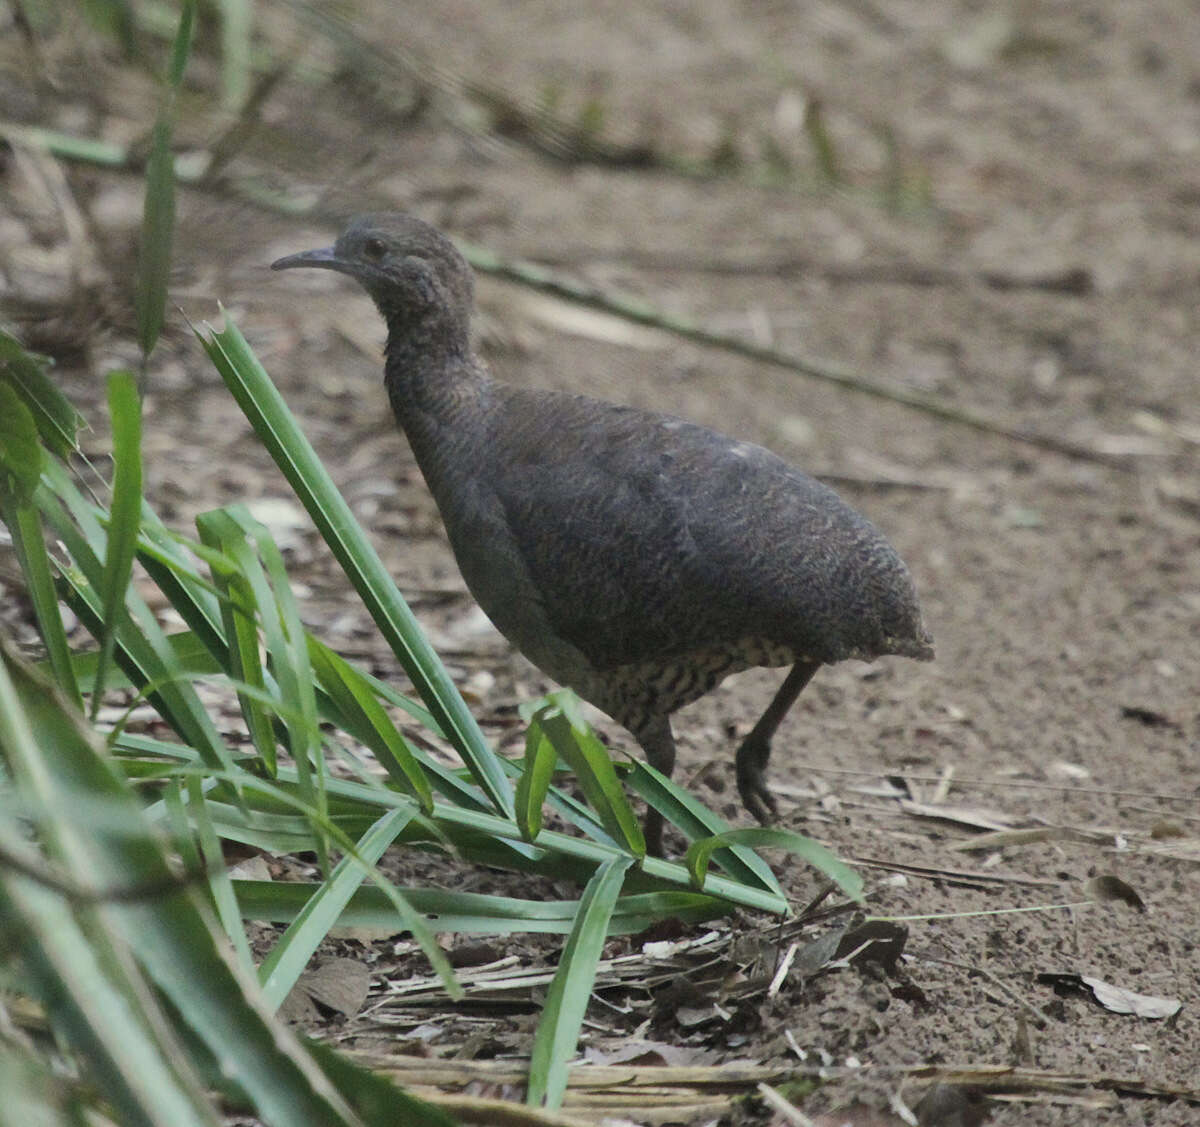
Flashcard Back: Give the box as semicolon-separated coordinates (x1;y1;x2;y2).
272;213;934;854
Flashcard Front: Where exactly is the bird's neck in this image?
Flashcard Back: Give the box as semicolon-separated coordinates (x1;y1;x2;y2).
382;328;494;487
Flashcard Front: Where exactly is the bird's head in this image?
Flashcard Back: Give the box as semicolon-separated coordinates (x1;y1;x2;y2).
272;213;475;351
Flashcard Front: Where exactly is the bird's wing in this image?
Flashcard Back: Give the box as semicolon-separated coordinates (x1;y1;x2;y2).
485;392;861;670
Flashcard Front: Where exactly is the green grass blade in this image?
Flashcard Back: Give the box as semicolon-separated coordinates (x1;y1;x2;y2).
195;509;278;772
433;806;788;915
338;660;442;736
0;639;367;1125
0;121;129;167
135;513;230;660
533;692;644;856
626;758;783;895
236;879;729;936
196;314;513;817
0;328;81;458
527;854;633;1107
163;777;204;871
0;874;221;1127
215;0;252;109
151;770;459;1001
64;629;221;692
0;652;221;1126
166;0;196;86
226;505;331;864
0;381;44;497
238;509;322;788
187;774;255;970
0;385;81;708
497;740;618;846
92;370;143;717
686;826;863;902
258;807;417;1009
4;497;83;708
38;465;240;776
194;773;786;915
179;798;351;854
308;638;433;811
514;722;557;842
132;520;340;802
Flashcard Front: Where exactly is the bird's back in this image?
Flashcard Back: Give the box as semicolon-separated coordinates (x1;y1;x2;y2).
454;385;933;676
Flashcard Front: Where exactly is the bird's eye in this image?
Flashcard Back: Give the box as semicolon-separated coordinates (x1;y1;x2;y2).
362;237;387;260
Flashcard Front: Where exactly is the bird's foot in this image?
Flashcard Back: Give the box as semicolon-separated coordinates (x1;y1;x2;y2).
736;739;778;825
740;780;778;825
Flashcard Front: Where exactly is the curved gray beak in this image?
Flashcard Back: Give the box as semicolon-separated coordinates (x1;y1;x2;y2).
270;246;343;272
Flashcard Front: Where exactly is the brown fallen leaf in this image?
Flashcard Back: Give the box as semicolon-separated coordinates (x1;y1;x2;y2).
1083;874;1145;911
834;921;908;975
284;957;372;1020
276;985;321;1026
1119;705;1181;729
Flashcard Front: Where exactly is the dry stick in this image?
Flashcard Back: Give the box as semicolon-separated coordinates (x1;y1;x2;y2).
350;1054;1200;1104
533;247;1093;296
466;245;1132;471
756;1083;816;1126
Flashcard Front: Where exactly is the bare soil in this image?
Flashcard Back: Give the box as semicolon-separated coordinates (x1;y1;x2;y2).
3;2;1198;1123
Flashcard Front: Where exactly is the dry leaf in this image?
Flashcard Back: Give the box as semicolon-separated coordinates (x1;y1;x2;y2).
834;921;908;974
1038;973;1181;1019
1080;977;1181;1020
298;957;372;1017
676;1004;724;1028
227;855;272;881
1084;875;1145;912
792;926;849;978
1119;705;1180;729
277;985;321;1025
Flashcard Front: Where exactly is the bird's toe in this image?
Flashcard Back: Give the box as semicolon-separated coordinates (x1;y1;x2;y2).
737;767;778;825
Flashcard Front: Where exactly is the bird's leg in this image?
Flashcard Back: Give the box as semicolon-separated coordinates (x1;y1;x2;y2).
736;659;820;823
634;714;676;857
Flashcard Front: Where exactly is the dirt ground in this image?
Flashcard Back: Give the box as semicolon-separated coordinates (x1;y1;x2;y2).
3;2;1199;1123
